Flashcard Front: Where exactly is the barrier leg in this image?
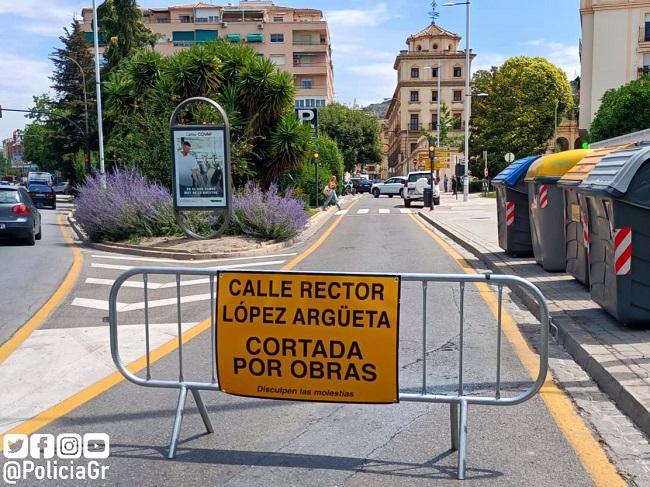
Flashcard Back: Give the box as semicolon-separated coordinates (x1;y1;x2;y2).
457;399;468;480
191;389;214;434
168;386;188;459
450;403;459;451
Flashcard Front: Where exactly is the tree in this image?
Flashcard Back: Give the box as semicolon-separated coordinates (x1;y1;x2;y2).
318;103;383;172
98;0;157;72
420;102;461;148
22;124;55;171
104;41;309;187
589;76;650;141
470;57;573;174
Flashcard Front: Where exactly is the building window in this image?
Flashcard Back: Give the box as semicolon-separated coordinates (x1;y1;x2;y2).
431;90;438;102
453;90;462;102
410;91;419;102
453;114;462;130
410;143;418;154
411;67;419;79
179;15;192;23
431;118;438;130
273;15;284;22
409;114;419;130
270;33;284;43
645;13;650;41
270;54;285;65
453;66;462;77
301;79;313;89
433;43;438;50
431;66;439;78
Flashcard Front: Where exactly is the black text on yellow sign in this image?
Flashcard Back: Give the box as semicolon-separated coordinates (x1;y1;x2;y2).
216;271;401;404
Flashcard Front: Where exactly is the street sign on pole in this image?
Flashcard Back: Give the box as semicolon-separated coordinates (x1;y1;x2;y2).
504;152;515;163
295;108;319;139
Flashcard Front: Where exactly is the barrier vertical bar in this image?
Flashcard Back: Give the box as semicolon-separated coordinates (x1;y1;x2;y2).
143;273;151;381
458;282;465;396
210;273;216;384
457;399;468;480
176;273;184;382
496;284;503;399
422;281;428;395
168;385;188;459
450;403;459;451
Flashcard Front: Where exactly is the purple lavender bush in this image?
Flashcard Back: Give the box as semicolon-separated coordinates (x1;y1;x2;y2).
74;169;178;242
232;182;308;241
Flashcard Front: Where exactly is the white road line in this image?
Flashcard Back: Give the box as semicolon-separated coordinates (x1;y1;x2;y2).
85;277;210;289
334;209;348;216
378;209;390;214
399;208;412;214
357;209;369;214
90;259;286;272
72;292;211;312
90;252;297;264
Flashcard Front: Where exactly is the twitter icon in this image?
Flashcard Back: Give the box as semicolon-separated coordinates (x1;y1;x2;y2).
3;434;28;459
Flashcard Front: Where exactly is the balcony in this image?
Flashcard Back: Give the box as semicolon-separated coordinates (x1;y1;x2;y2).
639;67;650;78
408;123;421;131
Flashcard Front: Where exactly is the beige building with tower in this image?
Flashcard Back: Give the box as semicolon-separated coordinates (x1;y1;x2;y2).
580;0;650;131
385;23;474;176
80;1;334;107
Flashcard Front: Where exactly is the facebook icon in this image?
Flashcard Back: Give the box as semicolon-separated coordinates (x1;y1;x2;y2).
29;434;56;459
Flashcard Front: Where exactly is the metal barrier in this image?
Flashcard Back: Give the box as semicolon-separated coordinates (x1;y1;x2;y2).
109;268;549;480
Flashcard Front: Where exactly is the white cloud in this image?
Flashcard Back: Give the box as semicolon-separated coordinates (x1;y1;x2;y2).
472;53;507;73
544;41;580;79
326;3;391;28
0;0;78;36
0;54;53;140
525;39;545;47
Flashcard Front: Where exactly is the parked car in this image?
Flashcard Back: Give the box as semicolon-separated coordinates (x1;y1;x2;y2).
0;184;42;245
371;176;407;198
27;183;57;209
355;178;373;194
52;181;71;195
403;171;441;207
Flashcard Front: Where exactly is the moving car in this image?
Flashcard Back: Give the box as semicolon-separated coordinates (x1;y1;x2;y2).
53;181;71;195
403;171;441;207
344;177;373;195
0;184;42;245
27;183;57;209
27;171;53;187
371;176;407;198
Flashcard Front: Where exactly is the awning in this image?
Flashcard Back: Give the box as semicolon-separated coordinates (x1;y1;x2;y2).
246;33;263;43
226;33;241;42
195;30;218;42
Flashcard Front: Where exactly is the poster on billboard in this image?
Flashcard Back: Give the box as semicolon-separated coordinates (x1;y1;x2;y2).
171;126;228;209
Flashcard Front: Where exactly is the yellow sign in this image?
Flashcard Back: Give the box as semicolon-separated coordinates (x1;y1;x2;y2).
216;271;401;404
434;151;452;158
434;162;450;169
418;153;430;163
570;204;581;223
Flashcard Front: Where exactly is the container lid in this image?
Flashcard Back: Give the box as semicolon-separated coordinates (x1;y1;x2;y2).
492;155;541;188
578;144;650;202
524;149;591;182
557;145;631;187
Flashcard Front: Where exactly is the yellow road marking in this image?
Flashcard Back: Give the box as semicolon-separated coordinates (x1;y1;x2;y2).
0;213;83;365
0;204;350;446
409;213;626;487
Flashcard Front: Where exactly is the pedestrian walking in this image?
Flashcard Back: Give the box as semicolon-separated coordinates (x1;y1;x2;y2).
451;175;458;198
322;175;341;210
444;174;448;193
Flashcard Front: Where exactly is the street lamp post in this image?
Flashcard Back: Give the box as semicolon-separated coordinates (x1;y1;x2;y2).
444;1;471;202
62;55;90;173
92;0;106;188
313;152;320;207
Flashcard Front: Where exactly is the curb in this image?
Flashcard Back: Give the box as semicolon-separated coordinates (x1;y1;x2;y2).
417;210;650;438
66;195;356;261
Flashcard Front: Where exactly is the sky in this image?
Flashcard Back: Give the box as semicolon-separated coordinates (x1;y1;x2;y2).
0;0;581;141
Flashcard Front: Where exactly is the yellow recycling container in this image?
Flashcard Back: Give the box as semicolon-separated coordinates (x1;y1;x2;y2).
524;149;591;271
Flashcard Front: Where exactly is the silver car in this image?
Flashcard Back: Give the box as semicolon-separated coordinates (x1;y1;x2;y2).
0;184;42;245
371;176;407;198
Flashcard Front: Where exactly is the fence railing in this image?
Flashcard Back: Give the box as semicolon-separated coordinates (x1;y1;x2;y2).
109;268;549;480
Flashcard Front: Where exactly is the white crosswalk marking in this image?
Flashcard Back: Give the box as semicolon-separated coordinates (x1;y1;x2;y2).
378;209;390;214
335;209;348;215
90;259;286;272
72;292;212;312
400;208;412;214
85;277;211;289
357;209;369;214
90;252;297;264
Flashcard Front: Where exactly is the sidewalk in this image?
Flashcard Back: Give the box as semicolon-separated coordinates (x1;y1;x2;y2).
419;192;650;438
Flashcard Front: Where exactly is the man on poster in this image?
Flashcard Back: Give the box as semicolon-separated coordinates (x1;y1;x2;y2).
177;140;199;191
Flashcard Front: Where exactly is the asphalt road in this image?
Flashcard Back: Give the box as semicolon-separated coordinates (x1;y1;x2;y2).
1;195;598;486
0;201;74;345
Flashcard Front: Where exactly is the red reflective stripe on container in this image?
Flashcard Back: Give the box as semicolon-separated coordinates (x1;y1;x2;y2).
539;184;549;209
506;201;515;227
614;227;632;276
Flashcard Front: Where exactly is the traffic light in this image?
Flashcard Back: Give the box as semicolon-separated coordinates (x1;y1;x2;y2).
313;152;319;160
428;145;435;163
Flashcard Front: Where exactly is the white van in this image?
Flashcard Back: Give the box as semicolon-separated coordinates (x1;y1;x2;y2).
27;171;53;187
